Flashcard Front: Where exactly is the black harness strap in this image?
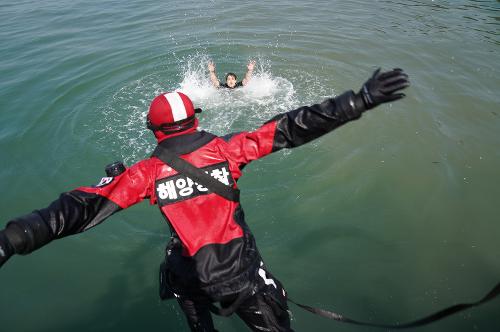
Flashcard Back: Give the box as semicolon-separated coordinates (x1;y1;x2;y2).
153;144;240;202
288;281;500;329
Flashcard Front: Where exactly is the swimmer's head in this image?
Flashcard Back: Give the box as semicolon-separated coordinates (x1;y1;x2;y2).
225;73;237;88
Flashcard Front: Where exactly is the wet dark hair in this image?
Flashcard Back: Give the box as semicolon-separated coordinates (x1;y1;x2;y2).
225;72;237;81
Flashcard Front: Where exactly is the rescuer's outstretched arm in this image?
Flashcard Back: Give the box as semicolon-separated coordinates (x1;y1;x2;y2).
0;160;154;269
270;67;410;150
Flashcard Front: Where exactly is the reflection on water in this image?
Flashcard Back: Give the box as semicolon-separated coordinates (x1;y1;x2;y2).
382;0;499;44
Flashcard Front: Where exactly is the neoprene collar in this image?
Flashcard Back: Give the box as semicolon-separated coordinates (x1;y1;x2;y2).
153;131;217;156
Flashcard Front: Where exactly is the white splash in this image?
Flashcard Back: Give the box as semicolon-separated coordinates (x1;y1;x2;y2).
94;53;319;164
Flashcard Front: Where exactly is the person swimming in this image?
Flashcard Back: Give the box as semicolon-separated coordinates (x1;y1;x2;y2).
208;60;256;89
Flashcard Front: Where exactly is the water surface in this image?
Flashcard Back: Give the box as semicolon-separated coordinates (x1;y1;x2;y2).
0;1;499;331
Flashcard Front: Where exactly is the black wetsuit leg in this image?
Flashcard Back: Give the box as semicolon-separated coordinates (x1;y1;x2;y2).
235;286;294;332
177;296;218;332
176;267;293;332
177;289;293;332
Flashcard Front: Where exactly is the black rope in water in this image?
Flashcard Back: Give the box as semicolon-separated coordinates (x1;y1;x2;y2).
289;282;500;329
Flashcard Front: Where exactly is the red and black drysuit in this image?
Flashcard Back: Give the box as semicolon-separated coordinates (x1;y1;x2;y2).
3;90;366;331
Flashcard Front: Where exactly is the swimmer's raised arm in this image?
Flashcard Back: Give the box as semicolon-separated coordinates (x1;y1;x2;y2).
242;60;256;86
208;60;220;88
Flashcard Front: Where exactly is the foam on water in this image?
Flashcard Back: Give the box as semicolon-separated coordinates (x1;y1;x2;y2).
96;53;299;165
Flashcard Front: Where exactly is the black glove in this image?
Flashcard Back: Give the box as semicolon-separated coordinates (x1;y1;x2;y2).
0;229;14;268
358;68;410;110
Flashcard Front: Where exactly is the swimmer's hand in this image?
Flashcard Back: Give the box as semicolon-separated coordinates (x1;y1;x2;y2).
358;68;410;110
247;60;256;72
208;61;216;73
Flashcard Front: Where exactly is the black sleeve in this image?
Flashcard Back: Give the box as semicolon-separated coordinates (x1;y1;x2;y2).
270;90;366;151
3;191;121;255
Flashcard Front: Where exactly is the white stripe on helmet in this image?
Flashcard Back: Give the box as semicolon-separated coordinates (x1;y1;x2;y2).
164;92;187;122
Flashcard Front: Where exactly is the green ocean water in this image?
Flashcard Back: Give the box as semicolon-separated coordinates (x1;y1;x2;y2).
1;0;499;331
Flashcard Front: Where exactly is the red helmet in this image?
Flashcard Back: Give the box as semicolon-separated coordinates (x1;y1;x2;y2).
147;92;201;134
